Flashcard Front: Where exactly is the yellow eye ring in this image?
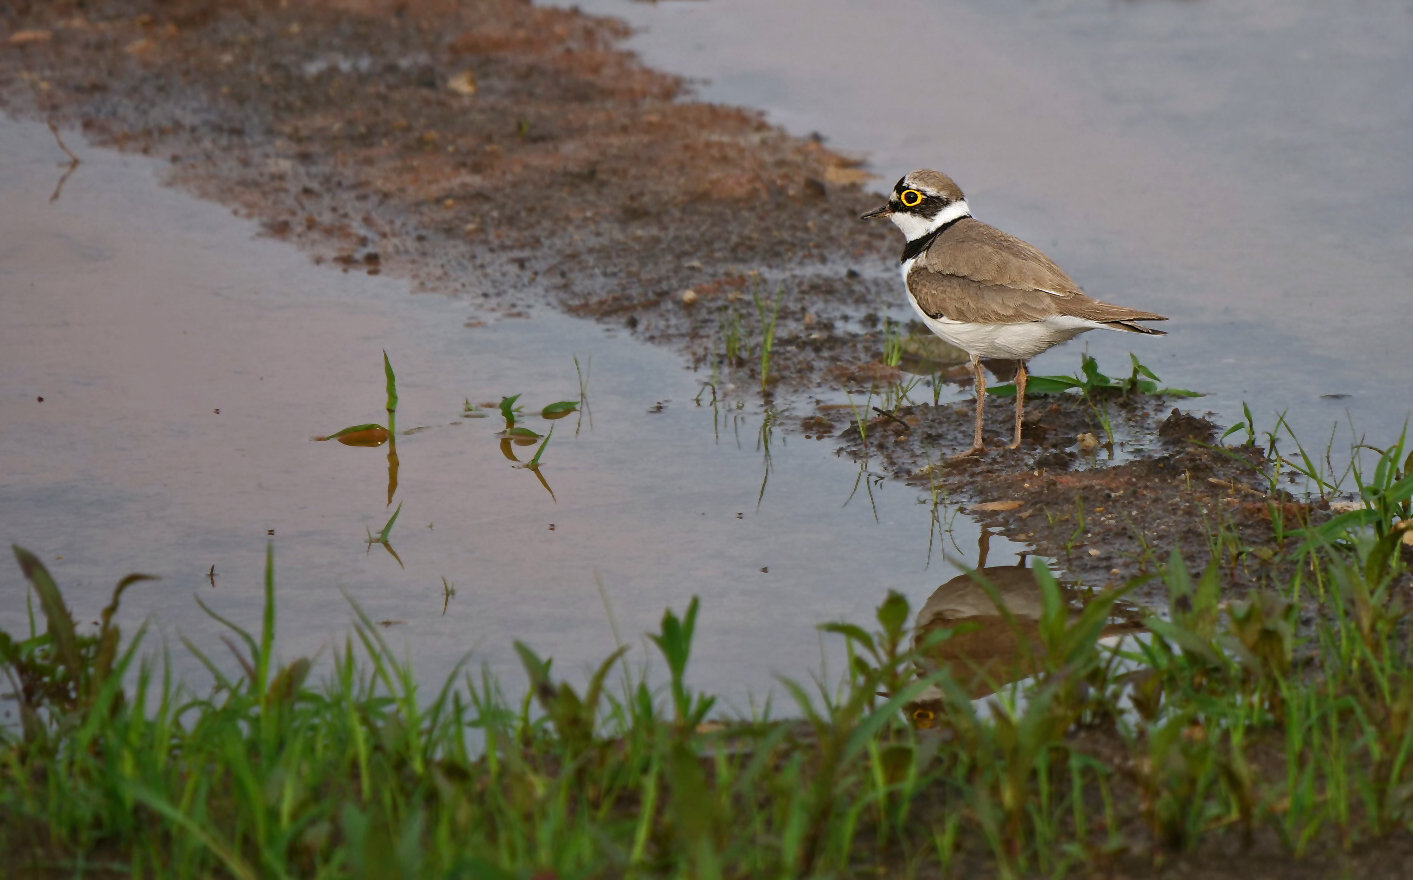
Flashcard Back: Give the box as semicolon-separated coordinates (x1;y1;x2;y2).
899;189;924;207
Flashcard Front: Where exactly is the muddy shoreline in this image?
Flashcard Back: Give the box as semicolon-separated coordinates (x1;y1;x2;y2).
0;0;1358;595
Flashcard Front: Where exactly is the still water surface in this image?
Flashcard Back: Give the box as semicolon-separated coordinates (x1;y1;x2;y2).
0;116;1020;705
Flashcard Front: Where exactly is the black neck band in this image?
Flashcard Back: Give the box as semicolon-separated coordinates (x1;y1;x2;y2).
900;214;967;264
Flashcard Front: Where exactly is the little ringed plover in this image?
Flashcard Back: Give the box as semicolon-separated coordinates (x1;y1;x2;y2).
862;170;1167;455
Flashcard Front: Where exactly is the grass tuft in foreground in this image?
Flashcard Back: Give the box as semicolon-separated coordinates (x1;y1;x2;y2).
2;516;1412;877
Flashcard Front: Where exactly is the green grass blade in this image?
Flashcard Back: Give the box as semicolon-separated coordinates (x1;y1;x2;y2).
528;425;554;467
378;502;403;544
383;350;398;434
499;394;521;423
842;676;940;764
11;545;81;675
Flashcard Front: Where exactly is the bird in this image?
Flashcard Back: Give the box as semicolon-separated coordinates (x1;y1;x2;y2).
861;170;1167;456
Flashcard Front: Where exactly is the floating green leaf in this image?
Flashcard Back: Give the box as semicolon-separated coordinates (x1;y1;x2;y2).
541;401;579;419
315;424;389;443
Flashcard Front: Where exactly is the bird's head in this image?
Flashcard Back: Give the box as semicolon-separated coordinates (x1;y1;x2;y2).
861;170;970;241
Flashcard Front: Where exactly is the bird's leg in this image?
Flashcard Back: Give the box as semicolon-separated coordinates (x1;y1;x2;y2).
1009;361;1028;450
964;354;986;455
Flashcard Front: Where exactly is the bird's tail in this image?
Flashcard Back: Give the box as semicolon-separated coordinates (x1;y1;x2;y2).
1107;320;1167;336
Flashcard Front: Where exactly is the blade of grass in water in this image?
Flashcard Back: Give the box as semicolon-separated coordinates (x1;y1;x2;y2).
383;350;398;435
528;425;554;467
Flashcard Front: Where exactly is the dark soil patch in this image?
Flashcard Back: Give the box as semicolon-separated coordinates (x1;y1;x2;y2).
814;387;1319;594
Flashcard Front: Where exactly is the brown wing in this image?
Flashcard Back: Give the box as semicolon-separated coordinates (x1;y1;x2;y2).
920;218;1085;296
912;218;1169;327
907;271;1062;324
908;268;1169;327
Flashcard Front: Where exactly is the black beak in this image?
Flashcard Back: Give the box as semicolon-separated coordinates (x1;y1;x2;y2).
860;204;892;220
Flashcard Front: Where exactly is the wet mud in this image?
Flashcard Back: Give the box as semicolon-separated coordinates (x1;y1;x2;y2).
833;394;1328;599
0;0;1378;598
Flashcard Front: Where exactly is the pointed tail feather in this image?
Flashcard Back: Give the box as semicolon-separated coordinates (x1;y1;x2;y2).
1107;320;1167;335
1058;295;1167;330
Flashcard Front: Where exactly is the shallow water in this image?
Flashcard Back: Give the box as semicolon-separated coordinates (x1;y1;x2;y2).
558;0;1413;454
0;116;1024;705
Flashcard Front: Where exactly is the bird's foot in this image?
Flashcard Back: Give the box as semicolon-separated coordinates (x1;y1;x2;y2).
950;444;987;461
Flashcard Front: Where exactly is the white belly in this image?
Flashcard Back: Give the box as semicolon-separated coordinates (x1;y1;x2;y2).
913;308;1097;360
900;260;1104;361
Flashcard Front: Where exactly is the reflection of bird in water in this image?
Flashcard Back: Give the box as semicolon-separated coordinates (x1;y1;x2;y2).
905;530;1146;729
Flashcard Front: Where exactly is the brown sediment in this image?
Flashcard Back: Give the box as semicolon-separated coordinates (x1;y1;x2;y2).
829;391;1363;598
0;0;1386;596
0;0;890;371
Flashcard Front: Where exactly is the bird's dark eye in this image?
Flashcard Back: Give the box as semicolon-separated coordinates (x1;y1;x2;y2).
899;189;924;208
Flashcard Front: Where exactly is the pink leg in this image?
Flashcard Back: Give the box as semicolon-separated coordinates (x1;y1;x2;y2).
1009;362;1028;450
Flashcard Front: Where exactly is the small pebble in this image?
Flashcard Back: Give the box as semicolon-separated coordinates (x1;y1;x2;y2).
9;29;53;45
447;70;478;96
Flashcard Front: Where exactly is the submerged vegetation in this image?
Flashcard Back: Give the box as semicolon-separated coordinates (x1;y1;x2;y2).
3;456;1412;878
312;352;586;540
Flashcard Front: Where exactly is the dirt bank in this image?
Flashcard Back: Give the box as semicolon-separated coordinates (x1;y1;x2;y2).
1;0;888;336
0;0;1366;596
